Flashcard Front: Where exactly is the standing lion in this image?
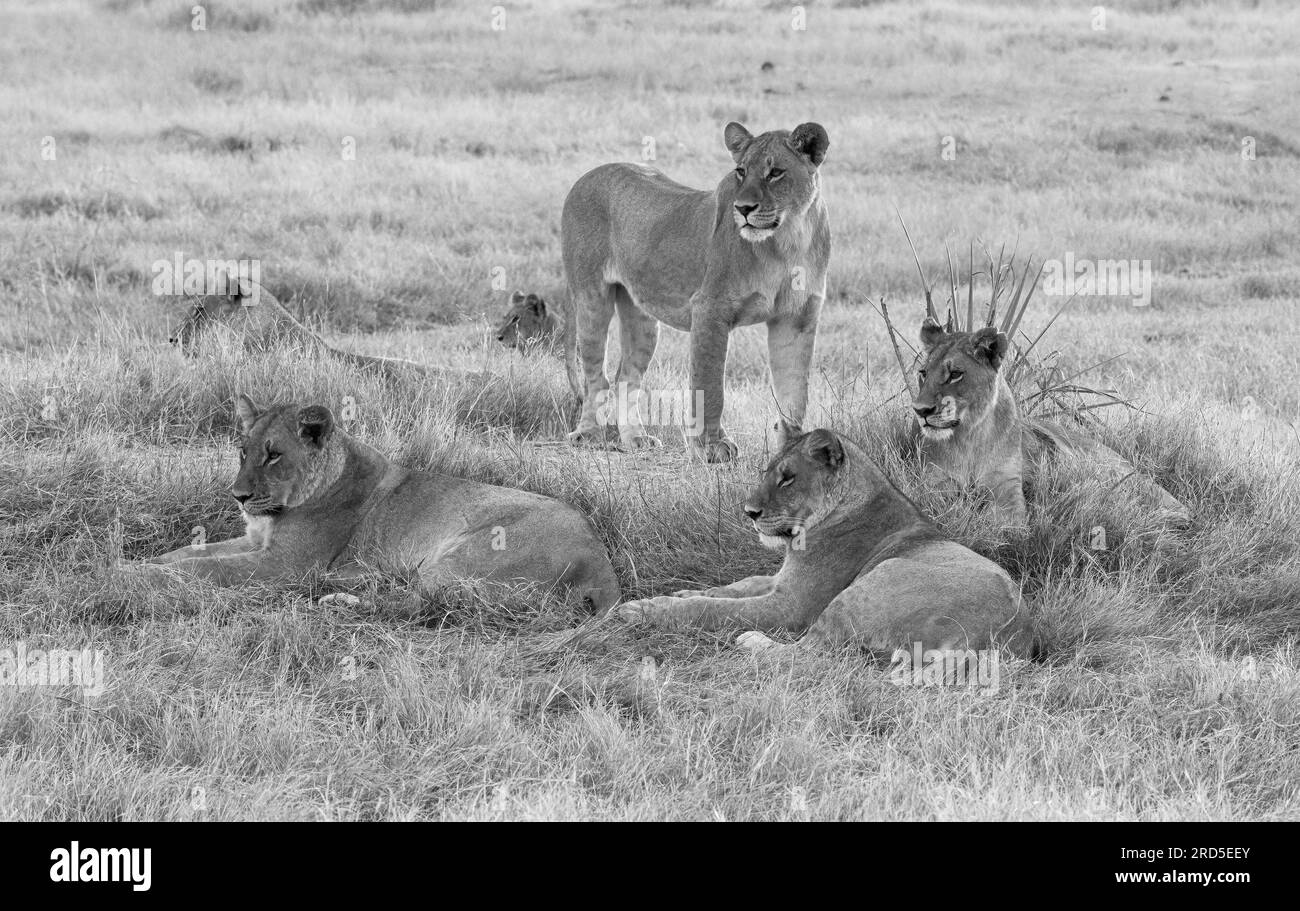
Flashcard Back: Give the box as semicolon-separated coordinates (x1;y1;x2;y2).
560;121;832;462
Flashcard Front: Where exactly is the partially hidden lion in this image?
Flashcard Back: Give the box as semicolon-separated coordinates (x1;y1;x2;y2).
618;429;1033;657
561;121;832;461
170;276;450;380
910;318;1190;527
141;394;621;612
495;291;559;352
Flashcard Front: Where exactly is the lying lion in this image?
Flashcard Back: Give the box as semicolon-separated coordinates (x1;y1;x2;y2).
495;290;560;352
618;429;1033;657
910;318;1190;527
139;394;621;612
170;277;452;380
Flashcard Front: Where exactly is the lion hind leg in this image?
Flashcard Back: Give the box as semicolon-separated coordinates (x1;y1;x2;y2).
613;289;662;451
566;281;617;445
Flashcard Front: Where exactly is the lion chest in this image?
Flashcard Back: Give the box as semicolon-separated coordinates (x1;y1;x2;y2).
243;513;274;550
720;222;828;327
713;260;822;328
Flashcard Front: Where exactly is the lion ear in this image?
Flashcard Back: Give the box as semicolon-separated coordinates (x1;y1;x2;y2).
724;122;753;163
527;294;547;316
296;405;335;448
234;394;261;433
972;327;1009;369
804;428;844;469
790;122;829;167
509;290;525;306
919;317;946;351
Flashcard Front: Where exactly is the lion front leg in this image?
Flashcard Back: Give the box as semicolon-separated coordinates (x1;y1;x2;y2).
986;472;1028;528
148;550;311;587
149;537;258;564
687;311;736;463
671;574;776;599
766;300;821;450
619;590;797;632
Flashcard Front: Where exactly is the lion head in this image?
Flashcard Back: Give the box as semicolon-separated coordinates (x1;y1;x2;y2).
170;295;232;356
495;291;555;350
723;121;829;243
912;319;1010;442
229;394;342;516
742;428;847;548
170;278;266;356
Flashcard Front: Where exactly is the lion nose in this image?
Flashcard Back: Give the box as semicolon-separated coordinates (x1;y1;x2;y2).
744;505;762;521
734;202;758;218
232;491;251;504
913;403;937;418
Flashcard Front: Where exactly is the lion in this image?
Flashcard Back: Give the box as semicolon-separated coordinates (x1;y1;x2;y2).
170;276;448;379
138;394;621;612
618;428;1033;658
910;318;1190;527
561;121;832;461
495;291;559;352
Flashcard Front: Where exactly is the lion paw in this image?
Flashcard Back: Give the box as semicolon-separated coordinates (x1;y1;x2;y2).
736;631;777;653
619;432;662;451
567;425;608;447
617;599;652;622
617;596;678;625
318;593;363;608
692;435;738;464
114;561;176;587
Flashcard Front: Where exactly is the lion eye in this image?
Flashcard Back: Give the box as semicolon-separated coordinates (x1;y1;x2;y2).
768;168;785;181
735;167;746;181
918;369;928;381
947;370;964;383
266;451;281;465
778;473;795;488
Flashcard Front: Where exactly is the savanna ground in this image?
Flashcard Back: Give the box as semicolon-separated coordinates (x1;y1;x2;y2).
1;0;1298;821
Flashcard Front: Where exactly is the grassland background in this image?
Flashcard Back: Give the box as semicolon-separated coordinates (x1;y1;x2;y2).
0;0;1298;820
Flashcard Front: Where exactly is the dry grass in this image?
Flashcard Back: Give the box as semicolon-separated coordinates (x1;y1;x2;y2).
0;0;1298;820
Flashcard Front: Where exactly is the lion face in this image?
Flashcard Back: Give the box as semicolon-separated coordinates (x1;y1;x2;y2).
912;320;1009;442
495;291;552;350
742;429;845;548
229;395;336;516
723;121;829;243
